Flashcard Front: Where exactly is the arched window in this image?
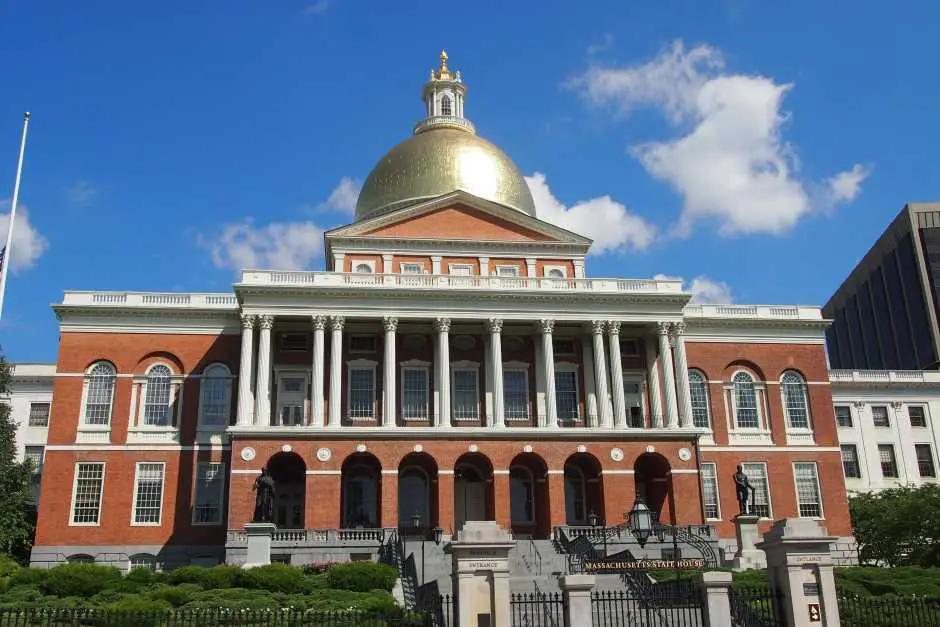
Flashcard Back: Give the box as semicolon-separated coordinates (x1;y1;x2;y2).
354;263;373;274
83;363;116;426
398;466;429;528
129;554;159;572
781;371;810;429
67;554;95;564
199;364;231;428
564;466;586;525
733;372;759;429
688;370;711;429
441;95;452;116
143;365;173;426
548;268;565;279
509;466;534;524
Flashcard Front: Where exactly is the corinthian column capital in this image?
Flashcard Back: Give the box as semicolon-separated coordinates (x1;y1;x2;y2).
656;321;671;337
487;318;503;334
606;320;622;336
670;321;687;337
311;315;327;331
383;316;399;333
240;313;256;329
257;314;274;330
539;319;555;334
591;320;606;335
330;315;345;332
433;317;451;333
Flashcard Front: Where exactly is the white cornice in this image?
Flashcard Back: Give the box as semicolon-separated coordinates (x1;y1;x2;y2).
227;425;701;441
329;238;588;257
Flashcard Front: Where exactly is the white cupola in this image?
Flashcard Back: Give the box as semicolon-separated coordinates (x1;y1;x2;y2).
414;50;475;135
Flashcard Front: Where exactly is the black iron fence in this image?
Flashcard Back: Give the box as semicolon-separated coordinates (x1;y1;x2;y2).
591;586;704;627
838;595;940;627
729;587;784;627
510;591;565;627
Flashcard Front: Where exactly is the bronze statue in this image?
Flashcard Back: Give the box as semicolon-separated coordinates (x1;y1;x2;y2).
252;466;276;524
733;465;753;516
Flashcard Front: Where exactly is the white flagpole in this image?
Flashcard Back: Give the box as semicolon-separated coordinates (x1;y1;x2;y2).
0;112;31;322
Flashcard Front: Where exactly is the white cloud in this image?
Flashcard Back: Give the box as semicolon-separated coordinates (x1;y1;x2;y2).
318;177;360;215
0;205;49;273
525;172;656;254
201;219;324;271
655;273;733;304
67;181;97;206
573;40;869;236
304;0;330;15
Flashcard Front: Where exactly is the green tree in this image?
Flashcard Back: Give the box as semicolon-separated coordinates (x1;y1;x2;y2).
850;484;940;567
0;355;35;561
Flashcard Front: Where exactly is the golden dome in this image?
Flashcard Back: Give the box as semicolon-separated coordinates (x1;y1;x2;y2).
355;128;537;221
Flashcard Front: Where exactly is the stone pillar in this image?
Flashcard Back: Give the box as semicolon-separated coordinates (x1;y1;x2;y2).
756;519;841;627
672;322;694;428
328;315;345;428
311;315;326;426
236;314;255;426
592;321;612;428
560;575;595;627
646;336;663;428
607;321;627;429
582;337;599;427
696;571;734;627
540;319;558;428
658;322;679;429
573;259;585;279
435;317;451;427
383;317;398;428
733;515;766;570
254;315;274;426
243;522;276;568
450;521;515;627
489;318;505;427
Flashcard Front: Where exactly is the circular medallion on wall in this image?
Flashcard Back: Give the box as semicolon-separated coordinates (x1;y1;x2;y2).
240;447;256;462
453;335;477;351
281;444;292;453
413;444;424;453
576;445;587;453
678;448;692;462
469;444;479;453
316;448;332;462
356;444;368;453
610;448;624;462
645;445;656;454
522;445;533;453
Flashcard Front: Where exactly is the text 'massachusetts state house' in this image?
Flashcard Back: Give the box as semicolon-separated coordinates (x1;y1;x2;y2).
32;52;852;569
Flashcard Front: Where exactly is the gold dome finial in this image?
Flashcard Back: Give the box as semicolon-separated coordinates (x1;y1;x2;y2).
435;49;452;80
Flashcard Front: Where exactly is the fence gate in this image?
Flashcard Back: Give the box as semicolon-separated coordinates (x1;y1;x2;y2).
729;587;786;627
592;580;705;627
511;591;566;627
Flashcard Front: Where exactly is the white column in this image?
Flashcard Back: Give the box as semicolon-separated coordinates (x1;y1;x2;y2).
382;254;393;274
435;317;451;427
236;314;256;426
310;315;326;426
328;315;344;428
383;317;398;428
488;318;504;427
479;257;490;276
540;319;558;428
432;256;442;275
607;321;627;429
591;320;612;429
646;337;664;428
658;322;679;429
254;315;274;426
332;252;345;272
582;336;598;427
672;322;694;428
573;259;585;279
525;257;537;279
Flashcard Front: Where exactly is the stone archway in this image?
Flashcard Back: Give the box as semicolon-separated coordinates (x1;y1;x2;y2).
564;452;605;526
267;452;306;529
454;453;494;533
398;452;439;533
634;452;671;523
508;453;549;539
341;453;382;528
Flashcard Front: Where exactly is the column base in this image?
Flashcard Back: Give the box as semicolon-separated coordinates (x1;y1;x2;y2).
732;515;765;570
243;522;277;569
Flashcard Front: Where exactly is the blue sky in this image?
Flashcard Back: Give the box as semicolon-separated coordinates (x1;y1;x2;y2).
1;0;938;363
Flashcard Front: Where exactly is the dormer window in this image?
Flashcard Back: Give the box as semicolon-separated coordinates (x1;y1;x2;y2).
354;263;373;274
441;95;452;116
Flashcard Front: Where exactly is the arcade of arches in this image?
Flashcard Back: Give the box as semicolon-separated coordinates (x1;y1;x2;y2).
259;450;679;538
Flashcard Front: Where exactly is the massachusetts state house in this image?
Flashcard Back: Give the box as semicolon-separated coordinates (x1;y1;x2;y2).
32;52;851;569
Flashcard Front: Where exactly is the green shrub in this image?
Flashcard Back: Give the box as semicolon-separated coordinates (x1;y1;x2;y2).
167;565;240;589
835;566;940;597
8;567;48;588
181;587;280;612
234;563;313;594
0;556;20;578
41;563;122;597
0;584;43;608
306;572;329;589
147;583;202;607
125;566;167;586
104;595;172;613
326;562;397;592
306;588;398;612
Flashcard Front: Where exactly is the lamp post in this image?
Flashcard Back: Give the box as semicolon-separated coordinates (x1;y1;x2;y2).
411;512;423;586
588;510;607;557
626;499;653;551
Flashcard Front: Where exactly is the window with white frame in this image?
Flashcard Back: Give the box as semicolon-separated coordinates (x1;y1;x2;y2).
555;369;580;422
401;262;423;274
504;368;529;421
544;266;566;279
277;373;307;426
401;366;429;420
441;95;452;116
132;462;166;525
841;445;861;478
24;445;44;475
70;462;105;525
794;462;823;518
194;462;225;524
552;339;576;356
452;367;480;420
129;554;160;572
700;462;720;519
688;370;711;429
732;372;760;429
909;406;928;428
449;264;473;276
872;406;890;427
353;262;374;274
83;363;116;426
199;364;231;428
781;371;810;429
878;444;898;477
496;265;520;277
28;402;50;427
915;444;936;478
741;462;771;518
834;406;853;428
348;365;376;420
142;365;174;427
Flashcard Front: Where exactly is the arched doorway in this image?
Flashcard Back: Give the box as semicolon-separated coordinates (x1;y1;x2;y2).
634;453;671;523
564;453;604;526
398;453;439;534
508;453;549;539
267;452;306;529
341;453;382;528
454;453;494;532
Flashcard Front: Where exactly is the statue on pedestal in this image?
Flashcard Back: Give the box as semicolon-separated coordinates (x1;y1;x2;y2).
252;467;276;524
733;465;753;516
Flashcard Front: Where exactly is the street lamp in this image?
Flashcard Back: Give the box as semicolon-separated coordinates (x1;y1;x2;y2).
411;512;425;587
433;526;444;545
588;511;607;556
627;499;653;548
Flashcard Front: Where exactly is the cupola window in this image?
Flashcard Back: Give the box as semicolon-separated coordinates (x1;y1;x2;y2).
441;95;452;116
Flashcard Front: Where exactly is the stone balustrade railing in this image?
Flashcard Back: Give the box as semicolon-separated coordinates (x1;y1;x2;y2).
226;527;392;546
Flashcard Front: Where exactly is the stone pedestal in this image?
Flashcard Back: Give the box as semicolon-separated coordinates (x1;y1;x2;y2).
696;571;733;627
733;514;766;570
756;519;841;627
450;521;515;627
560;575;595;627
243;522;277;569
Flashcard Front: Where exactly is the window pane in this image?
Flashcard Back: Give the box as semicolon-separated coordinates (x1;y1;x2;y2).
510;469;533;523
504;370;529;421
28;402;50;427
24;446;44;475
200;368;230;427
872;406;890;427
701;463;720;519
878;445;898;477
194;463;224;524
688;371;710;429
909;406;927;427
134;463;165;524
453;369;479;420
834;406;853;428
85;364;115;425
841;445;861;478
72;463;104;524
144;366;172;426
782;373;809;429
734;373;759;429
555;371;579;422
348;368;375;419
916;444;936;478
741;463;771;518
402;368;429;420
795;462;822;518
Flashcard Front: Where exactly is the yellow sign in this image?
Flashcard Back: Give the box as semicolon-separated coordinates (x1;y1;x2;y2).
808;603;821;622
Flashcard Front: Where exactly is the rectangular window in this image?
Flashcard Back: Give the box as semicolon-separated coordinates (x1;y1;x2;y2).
349;335;377;353
504;369;529;421
552;339;577;356
872;405;890;427
24;445;44;475
452;368;480;420
194;462;225;525
133;463;166;525
70;462;105;525
401;263;423;274
878;444;898;478
794;462;823;518
841;444;861;478
28;402;50;427
700;463;720;520
277;375;306;426
496;265;520;277
909;406;928;428
279;333;309;352
834;406;853;428
555;370;580;422
741;462;772;518
200;375;231;428
348;367;375;419
401;368;429;420
915;444;936;478
449;264;473;276
620;339;639;357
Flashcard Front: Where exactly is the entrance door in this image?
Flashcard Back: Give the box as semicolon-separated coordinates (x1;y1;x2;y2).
456;481;486;528
623;377;645;428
